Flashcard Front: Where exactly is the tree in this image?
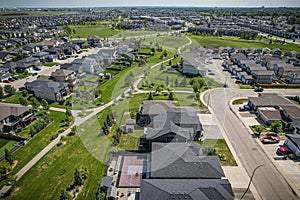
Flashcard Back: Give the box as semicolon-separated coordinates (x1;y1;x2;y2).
168;92;174;100
174;79;179;87
106;114;113;127
4;149;15;165
0;86;3;99
0;161;12;179
71;126;78;135
155;85;161;93
253;124;264;136
4;85;15;95
74;168;83;186
19;96;29;106
60;189;72;200
181;77;187;87
41;99;49;110
22;90;28;97
30;97;40;109
66;108;72;118
192;81;200;93
165;76;169;86
102;121;109;135
147;92;153;100
270;120;283;133
168;60;172;66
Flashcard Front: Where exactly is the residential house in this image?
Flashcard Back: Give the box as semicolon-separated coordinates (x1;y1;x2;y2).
284;134;300;157
252;70;274;84
73;57;98;74
51;69;77;86
16;57;41;72
32;51;51;63
286;70;300;84
0;102;34;133
87;36;102;47
25;80;69;102
272;48;282;57
140;142;234;200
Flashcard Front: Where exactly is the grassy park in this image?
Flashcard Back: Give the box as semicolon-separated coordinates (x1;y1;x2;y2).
190;34;300;54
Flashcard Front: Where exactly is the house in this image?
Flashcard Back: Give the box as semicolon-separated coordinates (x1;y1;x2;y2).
50;69;76;86
286;70;300;84
139;142;234;200
16;57;41;72
99;176;113;192
25;80;69;102
87;36;102;47
284;134;300;157
280;105;300;127
139;101;203;147
252;70;274;84
248;93;294;111
73;57;98;74
0;102;34;133
32;51;50;63
72;40;85;48
272;48;282;57
181;49;207;77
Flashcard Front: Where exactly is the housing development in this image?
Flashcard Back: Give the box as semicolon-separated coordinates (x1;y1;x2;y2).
0;5;299;200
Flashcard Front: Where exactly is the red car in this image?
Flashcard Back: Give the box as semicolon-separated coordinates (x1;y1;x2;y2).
276;147;291;155
3;79;11;83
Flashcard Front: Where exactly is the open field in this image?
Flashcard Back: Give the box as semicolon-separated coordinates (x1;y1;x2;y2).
67;23;122;38
6;136;106;200
142;35;189;53
190;35;300;54
0;139;16;158
11;111;68;175
198;139;237;166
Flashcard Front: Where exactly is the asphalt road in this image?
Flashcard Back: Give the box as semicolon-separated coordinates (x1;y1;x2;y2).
202;88;299;200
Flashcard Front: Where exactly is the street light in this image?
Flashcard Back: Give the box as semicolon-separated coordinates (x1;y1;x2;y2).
241;164;266;200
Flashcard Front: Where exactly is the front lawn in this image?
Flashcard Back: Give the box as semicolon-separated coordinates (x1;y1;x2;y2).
0;139;16;158
198;139;237;166
42;62;58;67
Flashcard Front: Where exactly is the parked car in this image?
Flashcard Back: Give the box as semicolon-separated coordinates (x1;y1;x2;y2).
235;80;243;84
254;87;264;92
12;76;19;80
239;107;247;111
3;79;11;83
231;75;238;79
8;77;15;82
276;147;291;155
32;72;38;76
262;136;280;144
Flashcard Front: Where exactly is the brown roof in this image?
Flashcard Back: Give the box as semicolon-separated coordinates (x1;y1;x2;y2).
259;109;281;121
0;102;30;121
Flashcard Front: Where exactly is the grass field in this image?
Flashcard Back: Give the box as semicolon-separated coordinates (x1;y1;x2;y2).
198;139;237;166
190;34;300;54
11;111;68;175
68;23;122;38
0;139;16;158
7;136;106;200
142;35;190;53
117;130;144;150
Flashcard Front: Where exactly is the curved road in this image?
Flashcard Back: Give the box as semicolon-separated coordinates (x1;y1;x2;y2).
202;88;299;200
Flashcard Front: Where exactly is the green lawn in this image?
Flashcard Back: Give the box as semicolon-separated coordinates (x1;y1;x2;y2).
190;34;300;54
42;62;58;67
292;100;300;106
11;111;68;175
0;139;16;158
117;130;144;150
232;98;249;105
198;139;237;166
68;24;122;38
6;136;106;200
2;93;22;104
142;35;189;53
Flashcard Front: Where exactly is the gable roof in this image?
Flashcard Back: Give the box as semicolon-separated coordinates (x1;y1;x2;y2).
140;179;234;200
151;143;224;179
249;93;294;108
25;80;68;93
51;69;74;77
0;102;30;121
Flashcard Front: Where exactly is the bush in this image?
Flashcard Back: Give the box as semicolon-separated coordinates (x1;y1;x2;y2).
288;154;296;160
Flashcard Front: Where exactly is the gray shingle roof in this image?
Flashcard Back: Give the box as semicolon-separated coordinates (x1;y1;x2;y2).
249;93;294;108
140;179;234;200
25;80;68;93
151;143;225;179
0;102;30;121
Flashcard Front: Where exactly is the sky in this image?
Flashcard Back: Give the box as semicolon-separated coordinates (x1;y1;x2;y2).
0;0;299;8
